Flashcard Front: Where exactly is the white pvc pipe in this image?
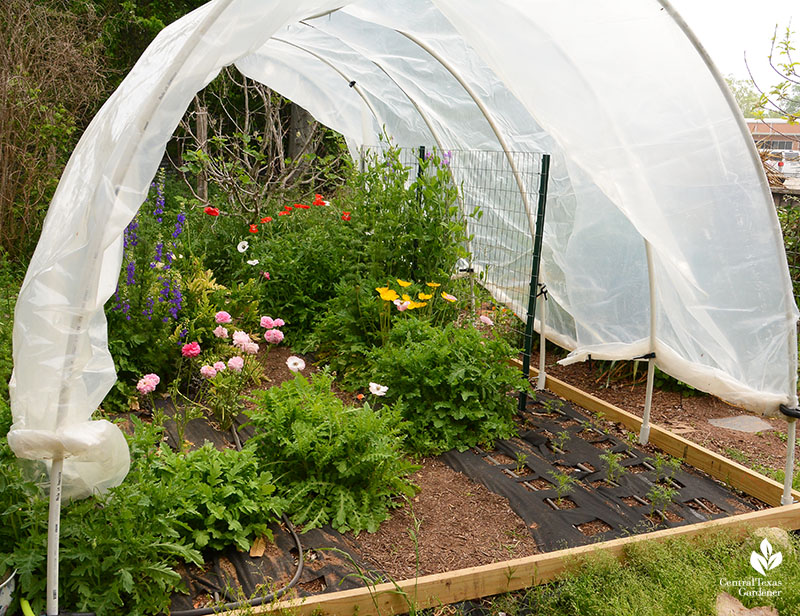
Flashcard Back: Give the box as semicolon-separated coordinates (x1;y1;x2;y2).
639;240;658;445
397;31;538;243
46;457;64;616
781;418;797;505
639;359;656;445
537;288;547;390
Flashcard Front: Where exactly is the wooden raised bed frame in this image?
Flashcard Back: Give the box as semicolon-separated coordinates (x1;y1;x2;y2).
232;365;800;616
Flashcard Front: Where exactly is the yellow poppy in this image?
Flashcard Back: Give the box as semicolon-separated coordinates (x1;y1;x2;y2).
397;279;412;287
402;294;412;302
426;282;441;288
441;292;457;302
410;301;428;309
377;288;399;301
418;292;433;300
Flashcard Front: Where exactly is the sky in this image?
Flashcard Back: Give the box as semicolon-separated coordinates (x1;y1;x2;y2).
668;0;797;90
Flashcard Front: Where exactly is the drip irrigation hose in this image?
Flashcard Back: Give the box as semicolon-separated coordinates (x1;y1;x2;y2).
58;425;305;616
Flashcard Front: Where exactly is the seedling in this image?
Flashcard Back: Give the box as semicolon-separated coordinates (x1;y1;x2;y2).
515;452;529;475
551;430;570;453
599;451;625;483
547;469;578;503
646;483;678;519
646;453;681;484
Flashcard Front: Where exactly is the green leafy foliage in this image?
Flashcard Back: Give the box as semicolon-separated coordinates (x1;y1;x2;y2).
0;418;284;615
150;442;283;552
368;319;528;455
248;370;418;534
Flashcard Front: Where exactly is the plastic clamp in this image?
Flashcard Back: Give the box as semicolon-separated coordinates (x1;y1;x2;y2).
779;404;800;419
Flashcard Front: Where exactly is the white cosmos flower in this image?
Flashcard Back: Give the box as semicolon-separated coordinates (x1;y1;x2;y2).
247;259;259;266
369;382;388;396
286;356;306;372
237;240;249;253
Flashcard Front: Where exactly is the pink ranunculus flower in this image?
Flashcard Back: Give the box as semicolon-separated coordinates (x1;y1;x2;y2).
260;316;275;329
243;341;259;355
213;361;226;372
200;365;217;379
479;315;494;326
215;311;233;324
264;328;284;344
273;318;285;328
136;373;160;394
213;325;229;339
228;356;244;372
181;341;201;358
232;330;251;349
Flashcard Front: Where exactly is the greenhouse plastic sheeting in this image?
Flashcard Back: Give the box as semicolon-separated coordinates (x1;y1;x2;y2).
8;0;798;498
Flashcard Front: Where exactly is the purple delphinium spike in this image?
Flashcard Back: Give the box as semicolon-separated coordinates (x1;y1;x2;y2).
142;296;155;320
123;218;139;252
125;260;135;286
172;212;186;239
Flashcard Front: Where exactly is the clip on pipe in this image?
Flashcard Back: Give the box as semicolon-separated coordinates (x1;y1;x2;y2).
779;404;800;420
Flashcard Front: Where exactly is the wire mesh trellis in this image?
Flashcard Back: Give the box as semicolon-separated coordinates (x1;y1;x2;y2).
361;145;550;353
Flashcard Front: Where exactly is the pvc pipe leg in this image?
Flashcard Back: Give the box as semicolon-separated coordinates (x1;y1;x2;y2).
639;359;655;445
47;457;64;616
781;418;797;506
537;294;547;390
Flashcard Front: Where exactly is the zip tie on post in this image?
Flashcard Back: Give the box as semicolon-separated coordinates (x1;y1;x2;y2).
536;283;548;299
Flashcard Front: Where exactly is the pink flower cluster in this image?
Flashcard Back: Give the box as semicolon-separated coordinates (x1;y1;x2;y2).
181;341;201;358
260;315;285;345
232;330;259;355
136;373;160;394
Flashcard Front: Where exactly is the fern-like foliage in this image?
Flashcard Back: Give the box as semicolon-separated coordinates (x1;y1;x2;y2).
248;370;418;534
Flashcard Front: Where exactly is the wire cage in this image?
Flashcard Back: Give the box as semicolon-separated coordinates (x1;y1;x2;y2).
361;145;550;352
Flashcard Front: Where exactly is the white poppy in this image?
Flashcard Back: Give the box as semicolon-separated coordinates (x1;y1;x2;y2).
369;382;388;396
237;240;249;253
286;356;306;372
247;259;259;266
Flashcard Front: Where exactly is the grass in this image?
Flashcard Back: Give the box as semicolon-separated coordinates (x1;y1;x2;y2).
438;530;800;616
725;446;800;492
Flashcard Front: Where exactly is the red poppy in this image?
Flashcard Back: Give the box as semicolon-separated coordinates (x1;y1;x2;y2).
294;203;310;209
356;393;364;401
312;194;326;206
204;206;220;216
249;224;258;233
283;205;293;211
260;216;273;223
278;211;291;216
341;211;351;221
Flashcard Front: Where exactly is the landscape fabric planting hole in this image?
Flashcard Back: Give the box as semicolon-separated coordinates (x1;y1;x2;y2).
440;390;756;552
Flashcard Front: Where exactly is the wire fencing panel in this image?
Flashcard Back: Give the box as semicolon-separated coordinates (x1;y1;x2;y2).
362;146;548;351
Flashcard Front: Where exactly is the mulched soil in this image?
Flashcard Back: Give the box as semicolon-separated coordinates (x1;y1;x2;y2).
344;458;539;581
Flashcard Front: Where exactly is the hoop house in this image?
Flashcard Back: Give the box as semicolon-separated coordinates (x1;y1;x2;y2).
7;0;798;504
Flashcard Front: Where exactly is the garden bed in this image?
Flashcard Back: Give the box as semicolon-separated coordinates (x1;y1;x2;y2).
146;349;790;613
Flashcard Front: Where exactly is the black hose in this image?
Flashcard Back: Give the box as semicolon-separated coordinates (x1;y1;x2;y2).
60;424;304;616
167;513;304;616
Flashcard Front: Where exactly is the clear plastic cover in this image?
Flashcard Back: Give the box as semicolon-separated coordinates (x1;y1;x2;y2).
9;0;797;498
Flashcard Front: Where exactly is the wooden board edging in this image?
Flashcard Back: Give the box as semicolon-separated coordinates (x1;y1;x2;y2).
510;359;800;507
239;503;800;616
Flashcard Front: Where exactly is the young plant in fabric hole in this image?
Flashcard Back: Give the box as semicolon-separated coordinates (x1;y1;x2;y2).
247;369;418;534
367;318;530;455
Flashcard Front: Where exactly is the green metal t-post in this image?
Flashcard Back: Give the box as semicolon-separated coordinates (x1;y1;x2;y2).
518;154;550;412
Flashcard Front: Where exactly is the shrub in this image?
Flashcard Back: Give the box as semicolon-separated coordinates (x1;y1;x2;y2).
248;370;418;534
368;319;529;455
